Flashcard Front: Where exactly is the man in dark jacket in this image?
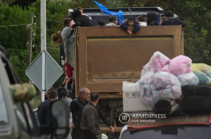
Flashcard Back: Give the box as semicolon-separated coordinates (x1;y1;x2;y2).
70;87;90;139
162;10;186;27
37;90;58;134
80;92;100;139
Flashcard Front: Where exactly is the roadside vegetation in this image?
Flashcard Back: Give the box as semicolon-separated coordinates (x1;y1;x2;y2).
0;0;210;107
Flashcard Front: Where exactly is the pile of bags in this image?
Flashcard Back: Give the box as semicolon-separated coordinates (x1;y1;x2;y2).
123;51;211;115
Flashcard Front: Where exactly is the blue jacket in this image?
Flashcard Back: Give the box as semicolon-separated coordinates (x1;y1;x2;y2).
120;21;140;34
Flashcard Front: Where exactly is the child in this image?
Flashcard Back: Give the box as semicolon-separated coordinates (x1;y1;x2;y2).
106;15;119;26
62;63;74;90
136;15;147;26
120;17;140;37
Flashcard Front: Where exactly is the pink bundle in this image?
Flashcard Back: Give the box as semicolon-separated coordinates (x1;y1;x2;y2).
168;55;192;76
147;51;170;72
145;51;192;77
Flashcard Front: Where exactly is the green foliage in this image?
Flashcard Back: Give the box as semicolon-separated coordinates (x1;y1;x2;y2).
0;3;30;82
0;0;73;83
1;0;211;84
104;0;124;8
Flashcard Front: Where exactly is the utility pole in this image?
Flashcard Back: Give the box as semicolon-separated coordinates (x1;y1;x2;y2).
28;12;34;66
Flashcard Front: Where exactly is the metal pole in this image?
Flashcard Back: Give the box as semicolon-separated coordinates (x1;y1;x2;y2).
41;0;46;102
41;51;46;102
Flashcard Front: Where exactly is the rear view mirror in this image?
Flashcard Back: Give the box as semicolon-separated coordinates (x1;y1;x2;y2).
51;100;70;139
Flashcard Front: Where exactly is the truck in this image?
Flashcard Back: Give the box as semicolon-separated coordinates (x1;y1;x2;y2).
69;7;184;132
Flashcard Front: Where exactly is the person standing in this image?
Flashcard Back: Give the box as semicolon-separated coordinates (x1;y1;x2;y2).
37;90;58;136
57;87;72;139
70;87;90;139
80;92;100;139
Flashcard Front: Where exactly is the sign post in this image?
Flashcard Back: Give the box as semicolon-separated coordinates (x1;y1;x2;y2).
40;0;46;102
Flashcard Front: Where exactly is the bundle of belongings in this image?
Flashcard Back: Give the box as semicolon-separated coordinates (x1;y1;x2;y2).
123;51;211;115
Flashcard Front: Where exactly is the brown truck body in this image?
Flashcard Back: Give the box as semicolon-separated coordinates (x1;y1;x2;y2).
75;26;184;98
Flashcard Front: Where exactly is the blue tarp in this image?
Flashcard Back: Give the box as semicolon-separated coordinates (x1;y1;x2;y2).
93;1;125;24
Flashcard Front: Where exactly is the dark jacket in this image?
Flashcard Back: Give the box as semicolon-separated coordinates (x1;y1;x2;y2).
120;21;140;34
37;99;52;134
72;15;92;28
96;104;110;127
70;97;87;129
80;102;100;136
148;19;159;26
162;17;186;27
147;12;159;26
38;99;51;125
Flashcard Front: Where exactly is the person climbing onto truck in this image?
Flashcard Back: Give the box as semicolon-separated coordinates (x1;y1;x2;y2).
120;17;140;37
51;18;75;64
62;62;74;91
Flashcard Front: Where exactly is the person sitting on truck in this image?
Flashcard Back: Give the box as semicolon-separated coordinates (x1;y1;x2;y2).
106;15;119;27
120;17;140;37
97;20;105;26
77;7;92;20
136;15;147;26
70;87;90;139
147;12;159;26
161;10;186;27
71;8;92;28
